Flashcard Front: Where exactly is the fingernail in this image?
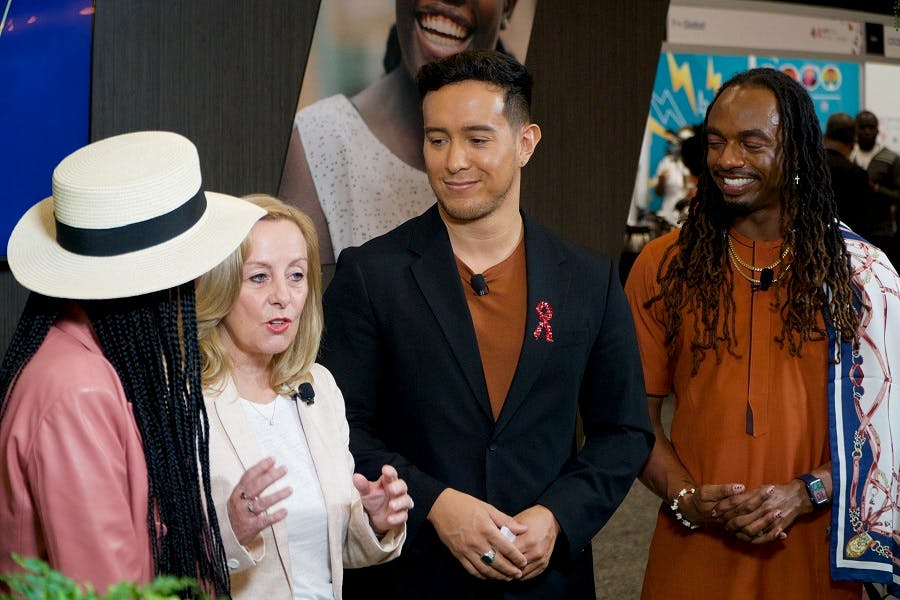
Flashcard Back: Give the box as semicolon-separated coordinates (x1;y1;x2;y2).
778;532;787;540
710;509;717;517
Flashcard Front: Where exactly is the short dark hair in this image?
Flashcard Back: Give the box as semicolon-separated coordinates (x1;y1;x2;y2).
855;110;878;126
416;49;533;126
825;112;855;145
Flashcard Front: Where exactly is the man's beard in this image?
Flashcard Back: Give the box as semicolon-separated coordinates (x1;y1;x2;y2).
722;199;753;218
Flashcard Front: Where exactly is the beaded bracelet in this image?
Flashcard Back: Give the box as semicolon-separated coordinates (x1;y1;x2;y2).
670;487;700;530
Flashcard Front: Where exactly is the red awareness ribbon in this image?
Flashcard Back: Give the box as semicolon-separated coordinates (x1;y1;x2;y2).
532;301;554;343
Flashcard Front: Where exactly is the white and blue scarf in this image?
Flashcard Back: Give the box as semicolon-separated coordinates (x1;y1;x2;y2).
829;228;900;594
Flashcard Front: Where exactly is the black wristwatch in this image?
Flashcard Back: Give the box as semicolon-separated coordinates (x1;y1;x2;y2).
796;473;829;507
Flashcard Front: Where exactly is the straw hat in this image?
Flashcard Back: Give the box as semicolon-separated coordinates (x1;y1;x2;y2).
7;131;265;300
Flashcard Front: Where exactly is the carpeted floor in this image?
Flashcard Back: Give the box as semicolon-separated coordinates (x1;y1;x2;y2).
592;398;672;599
592;474;659;598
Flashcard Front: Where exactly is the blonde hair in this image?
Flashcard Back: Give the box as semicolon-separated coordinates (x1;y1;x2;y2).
196;194;323;394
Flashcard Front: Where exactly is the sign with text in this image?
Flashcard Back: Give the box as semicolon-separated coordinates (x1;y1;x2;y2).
668;4;864;56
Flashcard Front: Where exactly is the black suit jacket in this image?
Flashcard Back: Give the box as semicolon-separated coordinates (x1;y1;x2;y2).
321;206;652;599
867;146;900;201
827;147;891;239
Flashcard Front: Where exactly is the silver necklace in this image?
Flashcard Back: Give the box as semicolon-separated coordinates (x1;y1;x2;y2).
247;398;277;426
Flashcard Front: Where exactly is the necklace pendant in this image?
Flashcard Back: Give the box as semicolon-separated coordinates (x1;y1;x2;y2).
759;267;774;291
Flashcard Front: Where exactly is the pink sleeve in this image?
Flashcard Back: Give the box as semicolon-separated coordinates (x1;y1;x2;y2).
28;378;152;593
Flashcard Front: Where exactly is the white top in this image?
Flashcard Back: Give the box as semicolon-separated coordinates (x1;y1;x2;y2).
654;154;692;226
241;395;332;600
850;144;884;171
294;95;435;258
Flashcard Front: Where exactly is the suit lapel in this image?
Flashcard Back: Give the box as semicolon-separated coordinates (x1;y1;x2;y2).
295;395;332;503
212;381;293;584
494;216;569;435
213;380;267;471
409;207;493;420
293;391;345;575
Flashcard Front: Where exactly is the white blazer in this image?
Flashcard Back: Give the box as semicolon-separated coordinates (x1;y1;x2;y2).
205;363;404;599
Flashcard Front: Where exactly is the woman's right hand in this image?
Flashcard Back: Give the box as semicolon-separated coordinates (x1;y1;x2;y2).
227;457;292;547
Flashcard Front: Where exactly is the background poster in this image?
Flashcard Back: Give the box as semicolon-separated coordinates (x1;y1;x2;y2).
0;0;93;258
296;0;537;112
638;51;861;213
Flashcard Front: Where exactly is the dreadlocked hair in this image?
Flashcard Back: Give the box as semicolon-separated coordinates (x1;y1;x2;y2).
649;68;862;375
0;285;230;597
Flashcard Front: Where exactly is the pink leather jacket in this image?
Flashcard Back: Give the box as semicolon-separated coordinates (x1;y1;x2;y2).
0;314;153;593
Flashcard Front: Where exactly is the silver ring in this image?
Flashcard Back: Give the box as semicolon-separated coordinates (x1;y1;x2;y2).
480;548;496;565
247;500;255;514
409;498;415;511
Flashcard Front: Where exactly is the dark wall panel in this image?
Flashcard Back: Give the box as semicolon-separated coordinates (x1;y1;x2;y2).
91;0;319;197
0;266;31;355
522;0;669;259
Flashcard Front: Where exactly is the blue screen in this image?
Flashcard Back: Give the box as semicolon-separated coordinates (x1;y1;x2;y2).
0;0;93;257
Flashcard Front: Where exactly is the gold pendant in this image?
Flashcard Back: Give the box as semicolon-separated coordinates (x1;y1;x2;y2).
845;531;873;558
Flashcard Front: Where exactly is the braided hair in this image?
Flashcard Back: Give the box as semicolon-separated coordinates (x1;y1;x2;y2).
648;68;861;374
0;293;62;411
0;284;229;597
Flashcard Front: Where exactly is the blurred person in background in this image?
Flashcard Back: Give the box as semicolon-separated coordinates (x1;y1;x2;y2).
851;110;900;266
824;112;893;257
653;126;696;227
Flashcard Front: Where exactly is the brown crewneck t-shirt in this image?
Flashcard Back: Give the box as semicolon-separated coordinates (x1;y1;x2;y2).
455;239;527;420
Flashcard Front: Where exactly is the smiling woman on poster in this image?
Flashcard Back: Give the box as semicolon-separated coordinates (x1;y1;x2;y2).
278;0;534;264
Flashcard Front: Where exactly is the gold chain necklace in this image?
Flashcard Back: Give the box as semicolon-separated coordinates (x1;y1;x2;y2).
726;234;792;290
726;234;791;271
729;256;793;289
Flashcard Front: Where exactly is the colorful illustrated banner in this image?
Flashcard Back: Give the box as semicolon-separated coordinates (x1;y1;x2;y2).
0;1;93;257
644;51;861;209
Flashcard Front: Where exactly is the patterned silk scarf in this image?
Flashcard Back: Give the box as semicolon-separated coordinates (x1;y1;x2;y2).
829;228;900;593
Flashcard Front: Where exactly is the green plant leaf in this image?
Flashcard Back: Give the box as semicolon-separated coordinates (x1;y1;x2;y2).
0;556;209;600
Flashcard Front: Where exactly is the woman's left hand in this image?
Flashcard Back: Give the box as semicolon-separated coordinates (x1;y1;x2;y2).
353;464;412;536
